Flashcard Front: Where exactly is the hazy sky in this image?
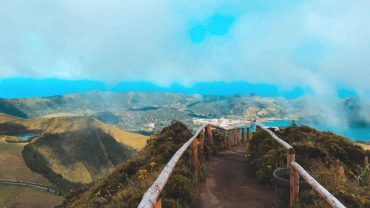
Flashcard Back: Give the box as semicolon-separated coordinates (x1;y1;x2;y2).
1;0;370;97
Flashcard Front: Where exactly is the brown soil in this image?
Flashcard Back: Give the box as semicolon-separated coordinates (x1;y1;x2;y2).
198;144;277;208
0;152;50;184
6;191;63;208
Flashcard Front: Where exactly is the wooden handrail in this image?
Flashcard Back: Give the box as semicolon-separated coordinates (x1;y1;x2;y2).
291;162;346;208
257;124;346;208
138;124;208;208
139;122;346;208
257;125;293;150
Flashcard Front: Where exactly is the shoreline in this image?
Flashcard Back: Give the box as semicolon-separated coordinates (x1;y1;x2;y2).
355;143;370;151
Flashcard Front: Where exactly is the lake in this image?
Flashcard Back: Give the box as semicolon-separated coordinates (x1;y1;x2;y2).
15;133;37;141
262;120;370;142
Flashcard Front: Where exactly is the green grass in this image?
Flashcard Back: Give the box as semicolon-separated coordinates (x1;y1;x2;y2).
248;126;370;208
63;121;227;208
23;127;135;192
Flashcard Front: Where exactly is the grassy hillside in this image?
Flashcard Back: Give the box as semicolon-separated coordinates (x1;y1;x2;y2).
0;98;28;118
23;128;134;192
0;113;148;149
248;126;370;207
0;135;52;184
63;121;227;208
0;114;148;193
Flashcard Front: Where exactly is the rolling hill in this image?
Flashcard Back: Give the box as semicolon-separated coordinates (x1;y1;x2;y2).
0;124;64;207
0;114;148;193
0;92;293;133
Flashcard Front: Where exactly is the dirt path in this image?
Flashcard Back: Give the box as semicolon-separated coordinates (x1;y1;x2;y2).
198;144;277;208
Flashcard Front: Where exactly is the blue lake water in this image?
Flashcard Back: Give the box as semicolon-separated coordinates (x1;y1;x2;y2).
16;133;37;141
262;120;370;142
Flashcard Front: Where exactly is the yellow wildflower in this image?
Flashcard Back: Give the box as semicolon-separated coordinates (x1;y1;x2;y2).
149;161;157;167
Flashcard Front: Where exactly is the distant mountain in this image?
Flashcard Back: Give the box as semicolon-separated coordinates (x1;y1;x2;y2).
0;91;368;133
0;114;147;192
112;81;304;98
0;78;304;98
0;98;28;118
0;92;293;132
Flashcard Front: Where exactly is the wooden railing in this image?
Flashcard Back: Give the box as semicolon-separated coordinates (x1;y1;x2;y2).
138;122;346;208
138;123;251;208
138;124;211;208
256;125;346;208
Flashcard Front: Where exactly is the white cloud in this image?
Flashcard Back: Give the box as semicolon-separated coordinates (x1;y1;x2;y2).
0;0;369;94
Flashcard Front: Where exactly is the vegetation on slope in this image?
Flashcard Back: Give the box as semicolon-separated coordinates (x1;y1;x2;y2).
23;128;134;192
248;126;370;207
0;99;28;118
63;121;227;208
0;114;148;193
0;113;148;149
0;92;301;132
0;133;62;207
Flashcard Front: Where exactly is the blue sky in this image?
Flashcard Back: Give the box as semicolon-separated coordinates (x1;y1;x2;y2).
0;78;308;98
0;0;370;98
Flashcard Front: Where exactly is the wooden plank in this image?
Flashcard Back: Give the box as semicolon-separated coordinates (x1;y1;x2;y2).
242;128;245;143
287;148;295;169
199;130;204;152
238;129;241;144
206;125;213;144
226;130;230;147
232;129;234;145
234;129;237;145
257;125;293;150
192;139;198;167
289;152;299;207
230;130;233;146
138;124;207;208
291;162;346;208
247;128;250;141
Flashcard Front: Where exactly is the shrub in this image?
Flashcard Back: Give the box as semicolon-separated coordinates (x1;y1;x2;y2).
248;126;370;208
64;121;226;208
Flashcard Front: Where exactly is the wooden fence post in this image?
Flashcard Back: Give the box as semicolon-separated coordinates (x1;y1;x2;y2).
234;129;237;145
230;130;234;146
238;129;241;144
199;129;204;152
247;128;250;141
256;125;261;133
206;125;213;144
192;139;198;168
242;128;245;143
289;148;299;207
226;130;231;148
